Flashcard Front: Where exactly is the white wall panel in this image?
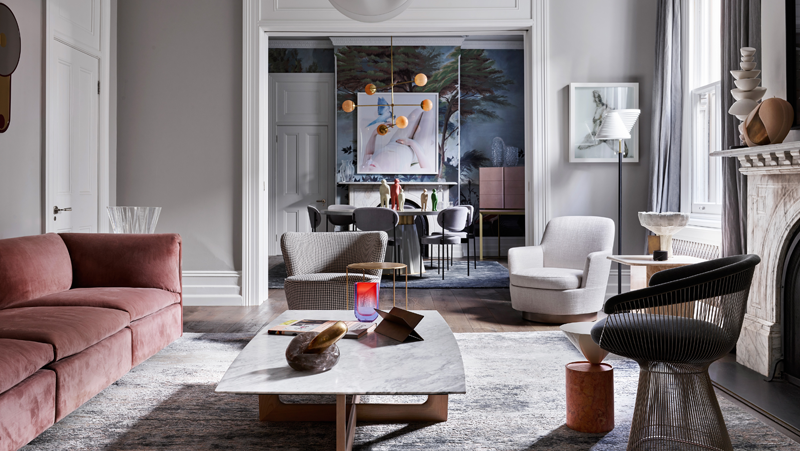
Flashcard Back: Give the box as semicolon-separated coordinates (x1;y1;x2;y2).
260;0;531;23
51;0;101;54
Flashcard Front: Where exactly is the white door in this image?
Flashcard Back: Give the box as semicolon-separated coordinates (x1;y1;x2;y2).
274;125;329;236
48;41;99;232
269;74;334;254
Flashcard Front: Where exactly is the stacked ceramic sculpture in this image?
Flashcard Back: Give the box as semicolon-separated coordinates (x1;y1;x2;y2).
728;47;767;142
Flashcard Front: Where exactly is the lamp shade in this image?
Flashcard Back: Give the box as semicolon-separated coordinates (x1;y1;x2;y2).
616;109;641;133
595;111;631;140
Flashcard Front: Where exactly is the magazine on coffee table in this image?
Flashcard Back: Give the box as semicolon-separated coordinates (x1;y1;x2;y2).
268;319;376;339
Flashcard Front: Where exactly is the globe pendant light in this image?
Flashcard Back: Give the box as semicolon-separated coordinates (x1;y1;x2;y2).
329;0;414;23
340;37;432;136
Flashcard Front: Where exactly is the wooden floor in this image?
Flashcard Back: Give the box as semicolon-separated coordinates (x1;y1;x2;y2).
183;257;562;334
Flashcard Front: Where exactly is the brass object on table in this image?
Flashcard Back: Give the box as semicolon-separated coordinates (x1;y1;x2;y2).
306;321;348;353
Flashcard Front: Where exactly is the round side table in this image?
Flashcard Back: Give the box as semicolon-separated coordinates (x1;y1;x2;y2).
565;361;614;433
346;262;408;310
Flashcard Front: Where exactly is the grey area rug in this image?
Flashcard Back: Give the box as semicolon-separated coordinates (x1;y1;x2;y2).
24;332;798;450
269;260;510;289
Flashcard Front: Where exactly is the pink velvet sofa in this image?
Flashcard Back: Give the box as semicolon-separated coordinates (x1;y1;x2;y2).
0;233;183;451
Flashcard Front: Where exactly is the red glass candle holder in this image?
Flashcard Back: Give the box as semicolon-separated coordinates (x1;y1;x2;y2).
354;282;379;322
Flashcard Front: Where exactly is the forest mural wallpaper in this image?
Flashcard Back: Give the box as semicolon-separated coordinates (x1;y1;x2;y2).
269;45;525;237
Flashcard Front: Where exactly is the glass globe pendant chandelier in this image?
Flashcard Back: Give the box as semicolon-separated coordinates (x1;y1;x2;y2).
341;37;433;136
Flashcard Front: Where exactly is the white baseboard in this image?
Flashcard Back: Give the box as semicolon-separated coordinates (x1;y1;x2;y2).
605;269;631;300
182;271;243;306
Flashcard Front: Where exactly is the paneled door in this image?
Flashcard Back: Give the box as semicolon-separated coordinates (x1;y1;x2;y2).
269;73;334;254
47;41;99;232
274;125;329;238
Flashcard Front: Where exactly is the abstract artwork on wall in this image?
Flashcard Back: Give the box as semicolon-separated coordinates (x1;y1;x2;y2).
356;92;439;174
569;83;639;163
0;2;21;133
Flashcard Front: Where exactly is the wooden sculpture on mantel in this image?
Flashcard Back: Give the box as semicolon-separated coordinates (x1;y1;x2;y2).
420;189;429;211
379;179;390;208
742;98;794;147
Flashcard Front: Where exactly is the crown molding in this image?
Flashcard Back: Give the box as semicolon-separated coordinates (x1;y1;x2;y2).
268;39;334;49
461;40;524;50
329;36;466;47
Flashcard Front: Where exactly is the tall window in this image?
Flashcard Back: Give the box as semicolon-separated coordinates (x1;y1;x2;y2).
687;0;722;218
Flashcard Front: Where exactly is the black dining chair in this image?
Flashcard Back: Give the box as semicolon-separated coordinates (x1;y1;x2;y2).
306;205;321;232
591;254;761;451
428;204;476;275
420;207;470;280
326;205;356;232
353;207;400;263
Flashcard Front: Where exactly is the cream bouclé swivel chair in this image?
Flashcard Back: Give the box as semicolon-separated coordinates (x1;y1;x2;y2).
508;216;615;323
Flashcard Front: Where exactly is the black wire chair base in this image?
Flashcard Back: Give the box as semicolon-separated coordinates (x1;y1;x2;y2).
628;362;731;451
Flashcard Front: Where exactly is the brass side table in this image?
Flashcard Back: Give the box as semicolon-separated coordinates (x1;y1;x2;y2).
346;262;408;310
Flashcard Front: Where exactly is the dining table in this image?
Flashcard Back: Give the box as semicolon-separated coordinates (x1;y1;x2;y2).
320;207;439;275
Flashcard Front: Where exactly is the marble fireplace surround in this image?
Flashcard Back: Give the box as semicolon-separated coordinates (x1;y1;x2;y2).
713;142;800;376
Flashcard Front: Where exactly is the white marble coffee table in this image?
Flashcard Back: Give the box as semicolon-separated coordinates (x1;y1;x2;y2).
216;310;466;451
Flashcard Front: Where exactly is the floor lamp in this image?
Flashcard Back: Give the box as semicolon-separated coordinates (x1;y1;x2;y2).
595;110;640;294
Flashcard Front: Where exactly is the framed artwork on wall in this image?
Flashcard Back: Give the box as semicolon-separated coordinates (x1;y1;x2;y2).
569;83;639;163
357;92;439;175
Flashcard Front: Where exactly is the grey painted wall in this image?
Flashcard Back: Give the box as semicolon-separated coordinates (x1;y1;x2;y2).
117;0;243;271
0;0;43;239
548;0;658;255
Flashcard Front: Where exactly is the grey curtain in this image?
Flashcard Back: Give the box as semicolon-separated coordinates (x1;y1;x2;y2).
721;0;760;257
648;0;683;214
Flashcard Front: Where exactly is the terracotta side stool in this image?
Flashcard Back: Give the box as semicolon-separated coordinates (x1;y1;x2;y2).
565;362;614;433
560;322;615;434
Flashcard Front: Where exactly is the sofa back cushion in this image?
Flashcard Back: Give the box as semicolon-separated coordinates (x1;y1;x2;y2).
59;233;182;293
0;234;73;308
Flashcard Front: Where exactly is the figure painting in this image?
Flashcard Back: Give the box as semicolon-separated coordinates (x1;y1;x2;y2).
357;92;438;174
569;83;639;163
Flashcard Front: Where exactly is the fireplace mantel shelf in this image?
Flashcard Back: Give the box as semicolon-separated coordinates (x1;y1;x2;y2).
711;141;800;175
338;181;458;185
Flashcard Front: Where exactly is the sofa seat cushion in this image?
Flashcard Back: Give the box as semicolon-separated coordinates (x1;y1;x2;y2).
0;339;54;395
0;307;130;360
510;267;583;290
6;287;181;322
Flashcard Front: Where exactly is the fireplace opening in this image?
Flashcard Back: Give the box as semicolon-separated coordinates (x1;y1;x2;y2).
782;225;800;385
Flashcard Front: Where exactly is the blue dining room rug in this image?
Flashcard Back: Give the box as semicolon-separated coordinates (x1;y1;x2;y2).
268;260;510;289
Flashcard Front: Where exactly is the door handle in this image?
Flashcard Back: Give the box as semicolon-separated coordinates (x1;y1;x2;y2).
53;206;72;214
316;199;326;205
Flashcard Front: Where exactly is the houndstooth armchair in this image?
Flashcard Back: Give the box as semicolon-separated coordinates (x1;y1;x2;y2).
281;232;388;310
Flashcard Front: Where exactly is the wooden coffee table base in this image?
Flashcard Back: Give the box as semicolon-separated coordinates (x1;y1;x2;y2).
259;394;449;451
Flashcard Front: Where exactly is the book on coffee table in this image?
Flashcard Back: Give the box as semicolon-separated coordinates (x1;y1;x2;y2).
268;319;375;339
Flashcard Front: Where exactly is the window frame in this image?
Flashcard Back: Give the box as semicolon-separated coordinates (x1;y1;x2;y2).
689;80;723;217
679;0;723;232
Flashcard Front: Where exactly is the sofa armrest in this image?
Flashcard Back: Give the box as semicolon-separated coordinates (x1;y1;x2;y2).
508;246;544;275
59;233;182;293
582;251;612;289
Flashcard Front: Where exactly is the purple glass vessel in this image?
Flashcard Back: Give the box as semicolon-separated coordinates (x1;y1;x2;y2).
354;282;379;322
